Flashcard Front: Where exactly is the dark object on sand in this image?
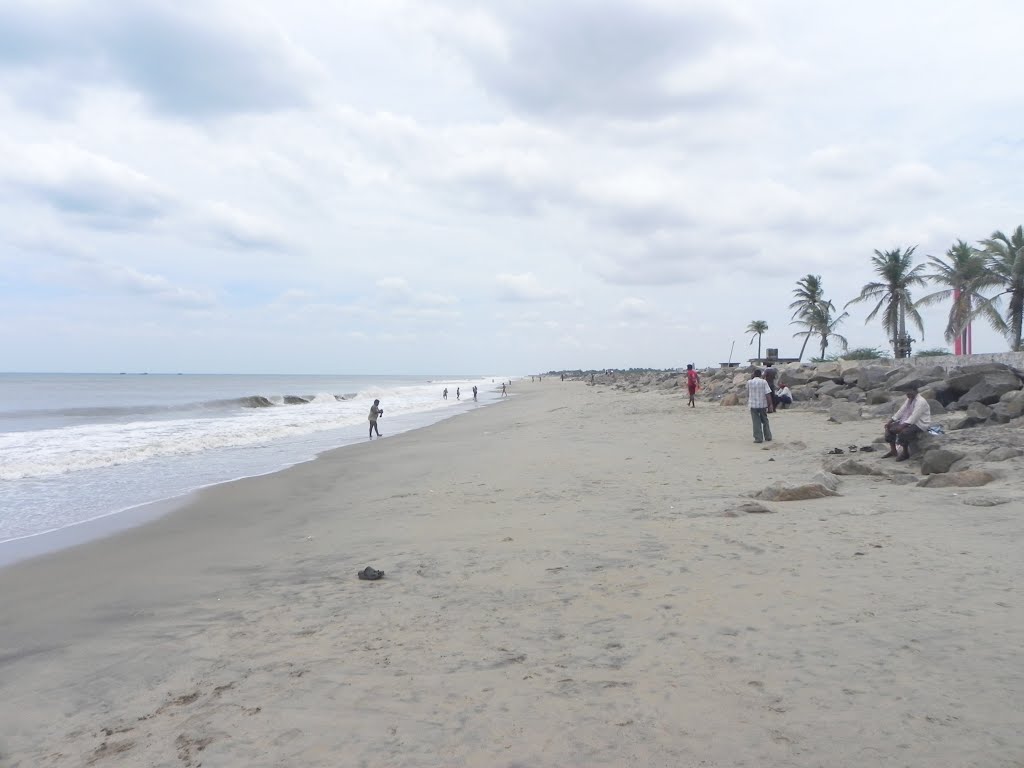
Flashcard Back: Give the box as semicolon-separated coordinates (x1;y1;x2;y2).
859;445;876;452
827;447;845;455
358;567;384;581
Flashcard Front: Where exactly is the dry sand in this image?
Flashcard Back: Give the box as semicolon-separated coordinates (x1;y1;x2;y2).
1;380;1023;767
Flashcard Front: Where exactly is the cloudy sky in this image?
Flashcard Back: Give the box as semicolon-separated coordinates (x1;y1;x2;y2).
1;0;1022;374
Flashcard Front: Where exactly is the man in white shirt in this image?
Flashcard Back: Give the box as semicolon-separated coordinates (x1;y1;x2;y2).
882;385;931;461
746;369;774;443
775;383;793;408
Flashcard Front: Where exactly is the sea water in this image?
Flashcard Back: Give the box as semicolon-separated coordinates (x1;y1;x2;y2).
0;373;505;552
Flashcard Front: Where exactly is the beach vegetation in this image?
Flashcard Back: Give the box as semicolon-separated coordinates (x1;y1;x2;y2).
746;320;769;358
791;302;849;362
915;240;1005;345
979;226;1024;351
915;347;951;357
846;246;927;358
789;274;831;362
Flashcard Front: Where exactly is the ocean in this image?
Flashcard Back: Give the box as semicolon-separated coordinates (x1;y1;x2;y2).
0;373;505;557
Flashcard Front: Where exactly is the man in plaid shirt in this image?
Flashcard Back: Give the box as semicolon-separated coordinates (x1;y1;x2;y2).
746;369;773;443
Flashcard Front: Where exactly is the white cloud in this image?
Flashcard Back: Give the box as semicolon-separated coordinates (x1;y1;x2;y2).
495;273;568;303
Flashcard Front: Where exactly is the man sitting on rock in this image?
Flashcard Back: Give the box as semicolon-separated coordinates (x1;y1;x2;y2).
882;385;931;461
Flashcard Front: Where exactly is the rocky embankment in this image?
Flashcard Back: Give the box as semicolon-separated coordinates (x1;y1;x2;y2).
555;360;1024;485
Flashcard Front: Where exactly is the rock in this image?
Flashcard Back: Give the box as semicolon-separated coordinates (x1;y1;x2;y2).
828;401;863;423
999;388;1024;404
992;398;1024;421
920;448;966;475
966;401;993;420
856;367;891;390
962;496;1012;507
818;381;846;397
948;458;972;473
721;393;740;406
753;472;839;501
867;390;895;405
945;413;983;431
949;370;1022;399
928;380;959;407
735;501;775;514
841;387;866;402
889;366;945;392
958;375;1022;406
828;458;890;476
917;470;996;488
888;473;920;485
926;398;946;415
984;446;1023;462
810;362;842;383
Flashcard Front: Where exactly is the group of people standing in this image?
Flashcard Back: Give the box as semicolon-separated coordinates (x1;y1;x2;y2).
442;385;479;401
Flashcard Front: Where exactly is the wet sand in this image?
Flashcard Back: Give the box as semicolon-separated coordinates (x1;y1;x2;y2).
1;380;1022;767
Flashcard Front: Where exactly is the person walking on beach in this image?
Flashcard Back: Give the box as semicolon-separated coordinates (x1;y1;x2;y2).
763;362;778;413
456;387;461;400
443;387;448;400
501;383;507;397
368;399;383;438
472;385;478;401
685;364;700;408
746;369;773;444
882;386;931;461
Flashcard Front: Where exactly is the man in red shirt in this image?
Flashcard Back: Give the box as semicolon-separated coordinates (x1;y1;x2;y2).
685;364;700;408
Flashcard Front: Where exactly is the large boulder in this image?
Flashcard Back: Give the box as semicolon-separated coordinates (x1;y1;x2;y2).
828;401;863;423
926;398;946;415
809;363;843;383
828;458;891;476
856;366;891;390
957;373;1023;406
966;401;993;420
946;366;1021;396
984;446;1023;461
889;366;945;392
721;393;741;406
990;398;1024;422
818;381;846;397
921;448;966;475
753;472;840;501
917;470;996;488
924;380;959;407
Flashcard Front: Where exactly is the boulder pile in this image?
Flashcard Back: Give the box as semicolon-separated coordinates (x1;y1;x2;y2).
685;360;1024;430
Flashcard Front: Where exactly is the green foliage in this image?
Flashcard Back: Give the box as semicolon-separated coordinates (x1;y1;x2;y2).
837;347;891;360
915;347;951;357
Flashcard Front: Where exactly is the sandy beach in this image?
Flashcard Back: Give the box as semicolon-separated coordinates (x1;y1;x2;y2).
1;379;1023;767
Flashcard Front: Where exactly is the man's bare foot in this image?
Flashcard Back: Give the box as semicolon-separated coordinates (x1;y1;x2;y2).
881;451;897;458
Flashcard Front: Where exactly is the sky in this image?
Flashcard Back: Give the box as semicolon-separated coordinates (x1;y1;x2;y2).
1;0;1022;374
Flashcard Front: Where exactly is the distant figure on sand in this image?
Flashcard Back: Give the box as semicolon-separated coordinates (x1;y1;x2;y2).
501;383;507;397
443;387;448;400
746;369;773;444
472;385;478;401
775;383;793;409
685;364;700;408
763;362;777;413
456;387;461;400
368;399;383;438
883;386;931;462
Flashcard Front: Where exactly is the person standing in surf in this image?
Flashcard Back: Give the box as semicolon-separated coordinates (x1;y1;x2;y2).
368;399;383;438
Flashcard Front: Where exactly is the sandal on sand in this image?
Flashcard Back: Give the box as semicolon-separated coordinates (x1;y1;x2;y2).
859;445;876;453
827;448;845;455
358;567;384;581
848;445;859;453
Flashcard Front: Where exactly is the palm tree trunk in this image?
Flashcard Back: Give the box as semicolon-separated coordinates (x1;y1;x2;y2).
797;335;809;362
897;299;908;357
1011;288;1024;352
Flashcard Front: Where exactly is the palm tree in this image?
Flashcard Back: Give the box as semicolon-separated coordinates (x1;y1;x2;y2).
789;274;828;361
980;226;1024;351
845;246;927;358
915;240;1005;350
746;320;768;359
791;303;850;361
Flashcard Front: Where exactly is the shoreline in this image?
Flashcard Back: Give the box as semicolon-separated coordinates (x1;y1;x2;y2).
0;393;503;567
1;380;1022;766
